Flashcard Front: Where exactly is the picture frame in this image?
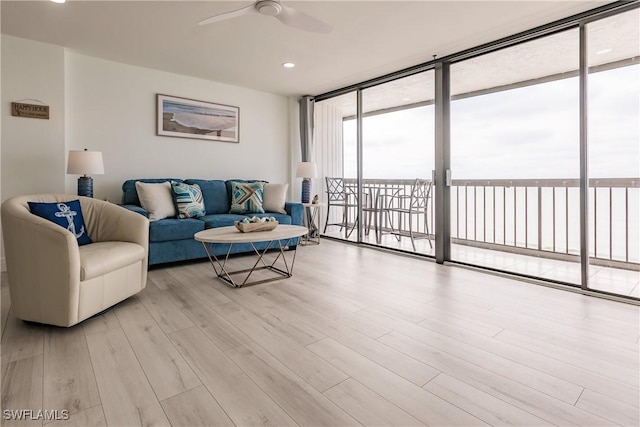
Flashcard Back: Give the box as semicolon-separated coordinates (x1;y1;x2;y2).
157;94;239;143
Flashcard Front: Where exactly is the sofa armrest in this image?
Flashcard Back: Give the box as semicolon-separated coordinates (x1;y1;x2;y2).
285;202;304;226
119;204;149;218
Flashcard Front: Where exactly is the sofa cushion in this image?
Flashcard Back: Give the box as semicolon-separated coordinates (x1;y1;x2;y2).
149;218;205;242
171;181;206;218
28;199;92;246
121;178;182;206
79;241;145;281
263;183;288;214
201;214;247;229
184;179;229;214
229;181;265;214
136;181;177;221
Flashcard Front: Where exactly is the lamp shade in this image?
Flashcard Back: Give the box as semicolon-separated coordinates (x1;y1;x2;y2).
296;161;317;178
67;150;104;175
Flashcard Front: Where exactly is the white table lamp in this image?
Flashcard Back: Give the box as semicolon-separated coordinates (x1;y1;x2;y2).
67;149;104;198
296;161;317;203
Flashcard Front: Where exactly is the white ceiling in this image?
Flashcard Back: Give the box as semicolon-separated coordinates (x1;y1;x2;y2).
1;1;615;97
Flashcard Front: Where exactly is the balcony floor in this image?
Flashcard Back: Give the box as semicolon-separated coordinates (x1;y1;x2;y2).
322;228;640;299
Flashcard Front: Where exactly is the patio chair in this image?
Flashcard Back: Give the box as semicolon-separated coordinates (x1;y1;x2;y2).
383;178;433;251
323;177;361;238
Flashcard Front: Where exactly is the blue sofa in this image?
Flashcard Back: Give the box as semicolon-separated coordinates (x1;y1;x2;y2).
121;178;304;266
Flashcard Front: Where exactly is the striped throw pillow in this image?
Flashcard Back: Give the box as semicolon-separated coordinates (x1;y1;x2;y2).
229;181;265;214
171;181;206;219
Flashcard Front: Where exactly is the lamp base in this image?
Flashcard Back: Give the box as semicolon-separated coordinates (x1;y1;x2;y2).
77;176;94;198
301;179;311;204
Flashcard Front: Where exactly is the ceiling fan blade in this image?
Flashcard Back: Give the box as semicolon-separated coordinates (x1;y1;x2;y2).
198;3;257;26
276;4;332;33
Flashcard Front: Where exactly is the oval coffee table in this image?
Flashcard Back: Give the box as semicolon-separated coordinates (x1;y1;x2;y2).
194;224;308;288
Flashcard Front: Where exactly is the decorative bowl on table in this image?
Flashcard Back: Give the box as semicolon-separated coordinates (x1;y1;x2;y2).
234;217;279;233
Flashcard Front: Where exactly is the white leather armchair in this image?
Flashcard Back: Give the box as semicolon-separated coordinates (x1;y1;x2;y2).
1;194;149;327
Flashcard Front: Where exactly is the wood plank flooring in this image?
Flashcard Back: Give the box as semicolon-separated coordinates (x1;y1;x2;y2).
1;240;639;426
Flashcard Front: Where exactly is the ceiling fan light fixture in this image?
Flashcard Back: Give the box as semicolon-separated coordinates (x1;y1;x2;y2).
282;62;296;68
50;0;66;3
198;0;331;33
256;0;282;16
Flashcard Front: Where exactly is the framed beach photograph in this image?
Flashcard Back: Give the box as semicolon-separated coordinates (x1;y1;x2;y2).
157;94;239;143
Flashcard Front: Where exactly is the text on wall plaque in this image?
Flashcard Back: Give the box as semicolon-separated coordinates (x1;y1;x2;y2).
11;102;50;119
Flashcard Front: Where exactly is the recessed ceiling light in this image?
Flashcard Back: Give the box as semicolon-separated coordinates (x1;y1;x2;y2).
282;62;296;68
596;48;613;55
50;0;66;3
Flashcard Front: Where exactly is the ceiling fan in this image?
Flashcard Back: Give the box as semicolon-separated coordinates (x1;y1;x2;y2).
198;0;332;34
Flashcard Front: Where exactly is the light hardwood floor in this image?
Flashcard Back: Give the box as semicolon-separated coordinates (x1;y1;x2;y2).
1;239;639;426
324;229;640;298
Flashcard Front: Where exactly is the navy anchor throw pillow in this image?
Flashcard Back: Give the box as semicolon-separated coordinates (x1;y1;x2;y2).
28;200;92;246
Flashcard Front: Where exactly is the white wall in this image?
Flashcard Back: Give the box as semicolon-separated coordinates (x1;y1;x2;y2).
1;36;66;200
1;36;291;204
1;36;67;272
65;53;291;203
1;35;293;270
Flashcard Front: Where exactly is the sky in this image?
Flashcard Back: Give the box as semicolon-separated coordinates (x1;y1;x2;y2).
342;64;639;181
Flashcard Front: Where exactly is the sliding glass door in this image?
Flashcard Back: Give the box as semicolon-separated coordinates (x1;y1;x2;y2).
314;92;357;242
359;71;435;254
312;4;638;299
449;29;582;284
314;73;436;253
586;8;640;297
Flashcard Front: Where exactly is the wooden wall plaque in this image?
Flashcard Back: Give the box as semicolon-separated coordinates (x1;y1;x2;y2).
11;102;50;119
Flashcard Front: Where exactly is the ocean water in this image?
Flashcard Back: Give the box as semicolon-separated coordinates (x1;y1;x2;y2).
163;100;236;131
171;112;236;132
163;101;235;118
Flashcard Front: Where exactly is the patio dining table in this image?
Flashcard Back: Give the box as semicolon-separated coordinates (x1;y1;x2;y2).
344;184;404;243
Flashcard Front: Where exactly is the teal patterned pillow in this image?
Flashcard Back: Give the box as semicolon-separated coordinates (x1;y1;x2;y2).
171;181;206;219
229;181;265;214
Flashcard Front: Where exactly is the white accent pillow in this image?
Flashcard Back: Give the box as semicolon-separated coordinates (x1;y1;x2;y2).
135;181;177;221
263;183;288;214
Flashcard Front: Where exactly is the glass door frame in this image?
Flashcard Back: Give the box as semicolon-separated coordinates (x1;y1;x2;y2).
434;61;451;264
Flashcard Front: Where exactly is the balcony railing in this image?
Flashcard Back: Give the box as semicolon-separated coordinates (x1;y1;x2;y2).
331;177;639;270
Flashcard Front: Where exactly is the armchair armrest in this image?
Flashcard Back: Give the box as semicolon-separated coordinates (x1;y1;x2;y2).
285;201;304;226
